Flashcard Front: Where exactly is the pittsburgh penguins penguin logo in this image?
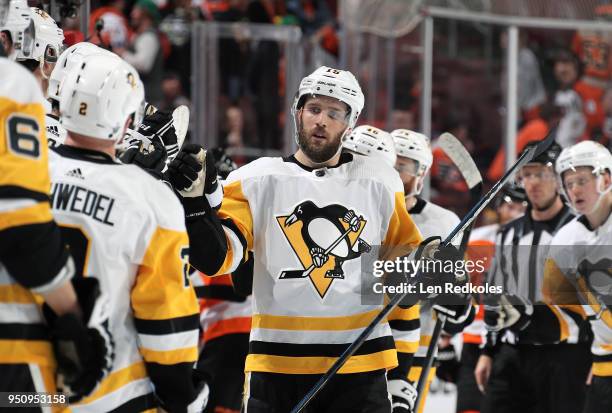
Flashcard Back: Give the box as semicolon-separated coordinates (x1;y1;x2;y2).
578;258;612;304
277;201;372;298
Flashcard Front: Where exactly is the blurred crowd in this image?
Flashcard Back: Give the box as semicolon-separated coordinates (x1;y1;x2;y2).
31;0;612;218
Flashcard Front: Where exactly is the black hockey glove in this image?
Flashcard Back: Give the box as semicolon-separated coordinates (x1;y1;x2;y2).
388;379;417;413
165;143;204;192
43;277;113;402
484;294;532;333
435;336;460;383
166;143;223;217
432;292;473;328
119;130;167;174
211;147;237;180
157;369;210;413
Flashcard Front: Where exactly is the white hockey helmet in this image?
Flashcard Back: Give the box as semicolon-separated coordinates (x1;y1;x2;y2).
391;129;433;174
0;0;10;27
48;42;109;104
60;53;145;141
0;0;32;60
343;125;396;167
292;66;364;133
27;8;64;64
556;140;612;213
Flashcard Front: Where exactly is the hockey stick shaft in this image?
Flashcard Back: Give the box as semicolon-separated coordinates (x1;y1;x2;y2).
414;135;484;407
290;130;556;413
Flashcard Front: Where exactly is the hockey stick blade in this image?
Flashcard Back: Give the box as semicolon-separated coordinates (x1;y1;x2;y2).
438;132;483;245
441;126;556;248
438;133;482;190
290;128;557;413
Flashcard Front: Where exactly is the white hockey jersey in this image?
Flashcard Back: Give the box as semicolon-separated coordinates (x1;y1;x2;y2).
45;113;67;148
544;214;612;377
404;197;460;383
211;153;423;374
48;145;200;410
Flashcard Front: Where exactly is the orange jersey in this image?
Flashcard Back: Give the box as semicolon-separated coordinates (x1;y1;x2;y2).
193;272;252;344
572;30;612;82
487;118;549;182
574;80;606;134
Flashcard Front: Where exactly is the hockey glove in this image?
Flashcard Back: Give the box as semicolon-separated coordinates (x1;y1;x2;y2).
211;147;237;180
432;293;473;326
435;336;460;383
43;277;113;402
388;379;417;413
119;130;168;174
137;106;189;161
484;295;532;333
158;369;209;413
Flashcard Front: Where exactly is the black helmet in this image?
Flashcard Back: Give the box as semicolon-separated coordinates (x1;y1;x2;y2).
520;139;562;167
495;183;527;208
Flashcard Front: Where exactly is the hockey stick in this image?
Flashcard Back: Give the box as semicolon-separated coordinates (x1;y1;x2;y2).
280;219;362;279
290;129;556;413
413;133;483;410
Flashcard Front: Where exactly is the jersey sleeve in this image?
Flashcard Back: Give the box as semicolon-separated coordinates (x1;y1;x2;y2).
131;219;201;409
213;178;254;275
382;192;423;258
0;71;73;292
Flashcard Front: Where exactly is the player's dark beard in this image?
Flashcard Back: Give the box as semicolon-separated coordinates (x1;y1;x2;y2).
297;123;344;164
532;193;559;212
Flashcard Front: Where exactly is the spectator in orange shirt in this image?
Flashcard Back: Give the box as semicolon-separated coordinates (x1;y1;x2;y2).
487;102;561;182
89;0;131;50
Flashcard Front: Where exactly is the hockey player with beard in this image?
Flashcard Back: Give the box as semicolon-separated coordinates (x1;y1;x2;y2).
0;0;113;402
391;128;474;413
544;140;612;413
49;53;207;411
164;66;440;412
475;141;591;413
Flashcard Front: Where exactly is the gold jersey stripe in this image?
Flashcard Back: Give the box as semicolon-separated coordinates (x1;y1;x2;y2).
0;201;53;232
0;283;37;304
139;346;198;365
388;305;420;321
395;340;419;353
0;340;55;367
251;309;385;331
592;361;612;377
245;349;398;374
77;361;148;405
218;180;253;247
132;226;198;321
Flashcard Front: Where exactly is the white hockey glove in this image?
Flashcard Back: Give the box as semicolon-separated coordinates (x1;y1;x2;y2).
43;277;114;402
388;379;417;413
